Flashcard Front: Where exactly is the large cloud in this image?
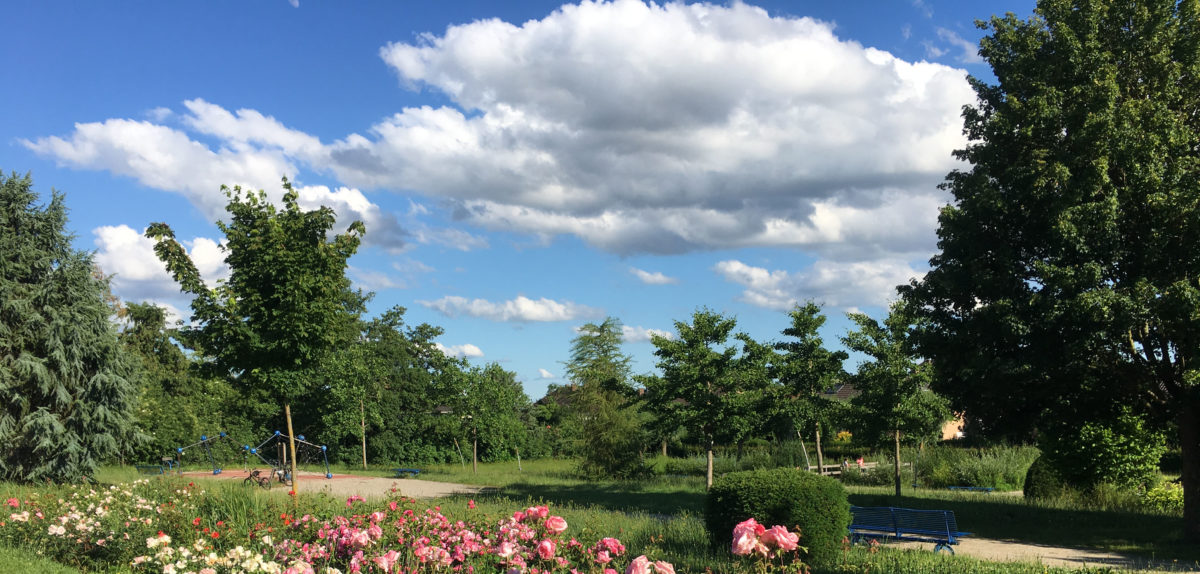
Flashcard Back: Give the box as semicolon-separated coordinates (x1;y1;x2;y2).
28;0;972;261
350;0;973;257
713;258;922;310
418;295;601;322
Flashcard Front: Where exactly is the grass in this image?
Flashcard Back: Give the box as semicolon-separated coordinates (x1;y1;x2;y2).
0;545;81;573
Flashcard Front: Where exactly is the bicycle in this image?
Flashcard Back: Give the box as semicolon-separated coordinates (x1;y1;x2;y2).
243;468;271;490
273;467;293;487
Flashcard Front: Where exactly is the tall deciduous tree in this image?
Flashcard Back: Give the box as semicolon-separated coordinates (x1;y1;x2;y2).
772;302;848;473
643;309;770;489
0;172;141;482
843;302;949;497
901;0;1200;539
147;179;363;491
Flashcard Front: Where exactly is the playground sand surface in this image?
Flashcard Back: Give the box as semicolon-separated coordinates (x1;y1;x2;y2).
180;469;491;500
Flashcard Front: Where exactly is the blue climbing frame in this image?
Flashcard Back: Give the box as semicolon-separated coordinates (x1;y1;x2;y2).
245;431;332;479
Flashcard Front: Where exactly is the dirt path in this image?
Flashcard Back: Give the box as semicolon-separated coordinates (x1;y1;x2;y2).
890;538;1199;572
182;469;491;500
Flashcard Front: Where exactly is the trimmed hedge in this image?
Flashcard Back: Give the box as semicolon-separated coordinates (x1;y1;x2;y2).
705;468;850;568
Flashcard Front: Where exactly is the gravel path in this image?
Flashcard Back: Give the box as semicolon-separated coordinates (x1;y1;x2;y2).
889;538;1199;572
182;469;491;500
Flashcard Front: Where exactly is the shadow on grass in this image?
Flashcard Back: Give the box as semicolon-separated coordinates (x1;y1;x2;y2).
498;481;707;517
848;491;1196;562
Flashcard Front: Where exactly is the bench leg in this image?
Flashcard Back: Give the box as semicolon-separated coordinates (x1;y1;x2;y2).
933;543;954;555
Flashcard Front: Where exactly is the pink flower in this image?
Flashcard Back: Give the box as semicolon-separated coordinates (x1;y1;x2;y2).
653;560;675;574
626;555;650;574
468;499;476;509
604;570;618;574
544;515;568;534
731;518;765;556
537;539;557;560
5;498;17;508
761;525;799;552
595;550;612;564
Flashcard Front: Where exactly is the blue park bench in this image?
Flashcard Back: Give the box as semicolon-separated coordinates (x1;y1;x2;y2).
849;506;971;554
393;468;421;478
947;486;994;493
136;465;165;475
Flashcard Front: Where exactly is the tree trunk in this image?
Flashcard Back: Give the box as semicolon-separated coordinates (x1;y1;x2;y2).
472;426;478;475
360;398;367;470
893;429;902;497
1181;399;1200;542
516;447;522;472
661;438;668;457
706;437;715;490
815;422;824;475
285;403;299;495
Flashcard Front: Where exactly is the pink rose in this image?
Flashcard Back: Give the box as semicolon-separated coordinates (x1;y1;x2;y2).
545;515;568;534
537;539;557;560
626;555;650;574
595;550;612;564
5;498;17;508
653;560;675;574
761;525;799;552
732;518;767;556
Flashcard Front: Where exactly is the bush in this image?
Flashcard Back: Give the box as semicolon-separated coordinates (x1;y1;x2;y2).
1039;409;1167;490
1023;455;1068;501
1142;481;1184;515
705;468;850;568
915;445;1039;490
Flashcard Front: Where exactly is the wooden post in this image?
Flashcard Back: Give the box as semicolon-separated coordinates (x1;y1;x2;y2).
706;438;715;490
815;422;825;475
516;447;522;472
285;403;299;496
796;429;812;471
893;429;902;497
360;398;368;470
472;422;478;475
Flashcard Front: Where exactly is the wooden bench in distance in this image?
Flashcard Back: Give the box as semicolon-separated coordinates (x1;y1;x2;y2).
136;465;165;475
849;506;970;554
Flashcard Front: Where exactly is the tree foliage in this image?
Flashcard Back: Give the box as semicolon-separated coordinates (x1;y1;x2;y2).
771;302;849;438
901;0;1200;539
643;309;770;488
0;172;140;482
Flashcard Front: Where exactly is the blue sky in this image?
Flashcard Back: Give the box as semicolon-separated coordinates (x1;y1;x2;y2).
2;0;1035;401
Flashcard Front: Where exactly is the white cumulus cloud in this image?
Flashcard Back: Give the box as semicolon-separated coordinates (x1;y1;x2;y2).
714;258;923;310
435;342;484;358
621;325;674;343
630;267;678;285
417;295;601;322
538;368;556;379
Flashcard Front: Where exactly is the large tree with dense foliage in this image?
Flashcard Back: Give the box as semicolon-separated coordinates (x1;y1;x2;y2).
642;309;771;489
843;302;949;496
900;0;1200;538
147;179;363;490
0;172;141;482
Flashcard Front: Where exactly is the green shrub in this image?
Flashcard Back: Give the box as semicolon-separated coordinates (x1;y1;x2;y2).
1023;455;1068;501
914;445;1039;490
705;468;850;568
1142;481;1184;515
1039;408;1167;490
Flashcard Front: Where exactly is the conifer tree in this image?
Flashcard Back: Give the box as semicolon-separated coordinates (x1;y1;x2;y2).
0;171;140;482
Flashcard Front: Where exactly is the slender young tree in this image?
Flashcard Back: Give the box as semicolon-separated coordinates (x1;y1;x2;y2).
0;172;141;482
147;179;363;492
643;309;770;489
843;302;949;497
772;302;848;473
